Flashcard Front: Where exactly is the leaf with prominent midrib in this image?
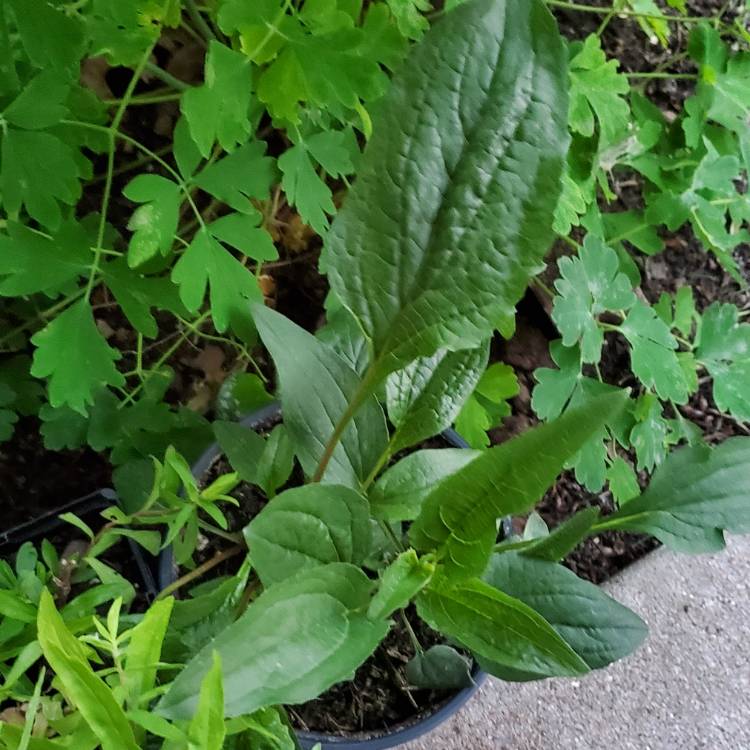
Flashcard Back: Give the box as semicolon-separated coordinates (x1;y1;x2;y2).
245;484;371;586
482;552;647;677
386;343;489;452
410;391;628;577
324;0;568;378
369;448;480;522
252;304;388;487
417;575;589;679
598;437;750;552
158;564;389;720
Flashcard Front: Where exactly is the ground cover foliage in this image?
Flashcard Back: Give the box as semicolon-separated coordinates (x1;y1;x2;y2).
1;0;750;748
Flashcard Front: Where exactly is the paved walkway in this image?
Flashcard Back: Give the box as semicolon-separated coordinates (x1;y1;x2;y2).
405;535;750;750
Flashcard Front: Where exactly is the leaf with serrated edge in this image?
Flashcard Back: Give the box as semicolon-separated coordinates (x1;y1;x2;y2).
324;0;568;379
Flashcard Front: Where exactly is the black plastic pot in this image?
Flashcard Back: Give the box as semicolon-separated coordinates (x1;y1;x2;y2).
158;404;487;750
0;488;159;602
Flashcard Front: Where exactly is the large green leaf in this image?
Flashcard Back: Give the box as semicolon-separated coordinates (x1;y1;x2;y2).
483;552;647;676
324;0;568;378
245;485;371;585
36;591;138;750
252;304;388;486
417;576;589;679
369;448;479;522
597;437;750;552
386;344;489;452
158;564;389;719
410;391;628;577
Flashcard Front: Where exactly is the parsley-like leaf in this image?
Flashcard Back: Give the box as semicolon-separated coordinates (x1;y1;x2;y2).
181;41;254;158
123;174;182;267
171;228;261;334
696;302;750;421
31;300;125;415
620;301;690;403
568;35;630;145
0;221;89;295
552;236;636;362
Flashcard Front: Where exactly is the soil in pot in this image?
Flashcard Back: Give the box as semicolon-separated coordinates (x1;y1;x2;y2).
182;422;476;740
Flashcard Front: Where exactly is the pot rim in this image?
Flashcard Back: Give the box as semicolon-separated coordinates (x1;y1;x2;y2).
159;402;487;749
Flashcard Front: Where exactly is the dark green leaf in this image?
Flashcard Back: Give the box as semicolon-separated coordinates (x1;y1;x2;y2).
417;576;589;678
386;343;489;452
252;304;388;487
369;448;479;522
600;437;750;552
158;564;389;719
483;552;647;673
245;485;371;585
405;645;473;689
410;391;628;577
324;0;568;379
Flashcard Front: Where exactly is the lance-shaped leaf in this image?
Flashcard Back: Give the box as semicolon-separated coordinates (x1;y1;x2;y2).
410;391;628;577
245;484;371;586
252;304;388;487
158;564;389;719
597;437;750;552
36;590;139;750
369;448;480;522
324;0;568;379
367;549;435;619
417;575;589;679
386;343;489;452
482;552;647;676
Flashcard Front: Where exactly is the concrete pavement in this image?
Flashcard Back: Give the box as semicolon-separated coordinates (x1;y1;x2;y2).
405;535;750;750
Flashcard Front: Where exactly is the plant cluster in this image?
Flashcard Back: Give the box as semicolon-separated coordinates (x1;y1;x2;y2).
1;0;750;749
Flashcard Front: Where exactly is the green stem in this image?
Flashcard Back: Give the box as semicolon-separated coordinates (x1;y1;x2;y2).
247;0;293;60
401;611;424;654
0;289;86;347
61;119;206;230
185;0;218;41
311;363;380;482
144;61;190;92
627;71;698;79
103;92;183;107
545;0;718;23
86;46;153;302
118;312;211;408
156;545;243;600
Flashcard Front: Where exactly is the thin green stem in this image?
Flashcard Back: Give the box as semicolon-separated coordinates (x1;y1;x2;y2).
198;520;243;544
247;0;293;60
118;312;211;408
380;520;406;554
311;364;380;482
86;46;153;302
545;0;723;24
61;119;206;230
401;611;424;654
0;291;86;348
627;71;698;79
361;441;395;492
185;0;218;41
144;61;190;92
103;92;182;107
596;7;616;35
156;545;243;600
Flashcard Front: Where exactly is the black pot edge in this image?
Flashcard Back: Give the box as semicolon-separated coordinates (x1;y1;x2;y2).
0;488;159;601
296;668;487;750
158;403;487;750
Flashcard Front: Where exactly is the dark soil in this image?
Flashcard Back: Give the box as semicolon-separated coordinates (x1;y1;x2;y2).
185;423;473;738
0;417;111;531
291;608;466;736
